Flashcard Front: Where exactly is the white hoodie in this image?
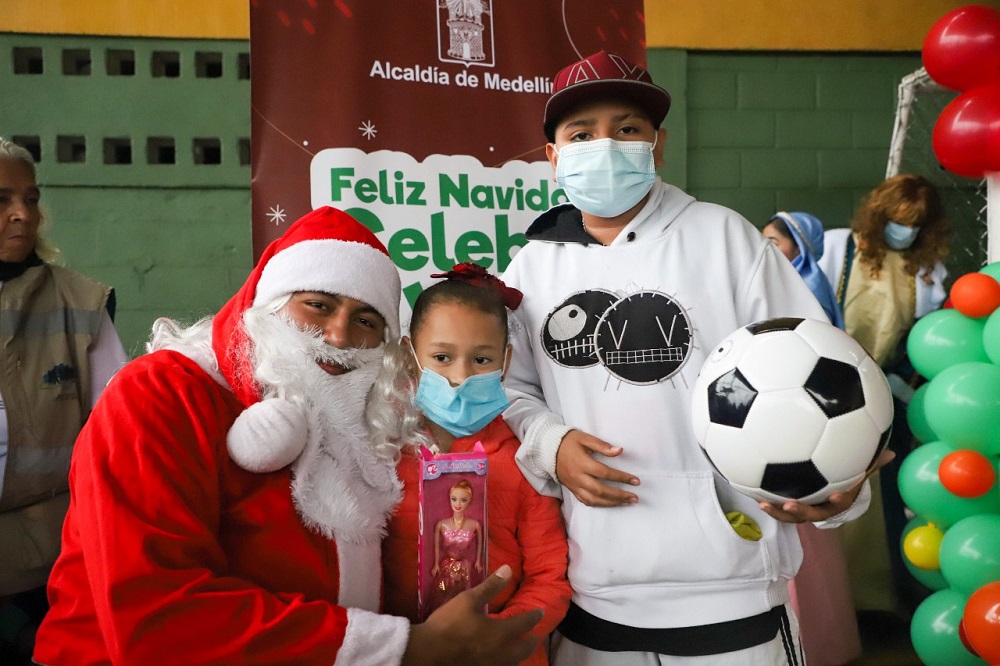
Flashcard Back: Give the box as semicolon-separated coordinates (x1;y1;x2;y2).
503;179;870;629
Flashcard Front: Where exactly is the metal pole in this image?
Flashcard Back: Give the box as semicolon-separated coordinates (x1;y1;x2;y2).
989;173;999;264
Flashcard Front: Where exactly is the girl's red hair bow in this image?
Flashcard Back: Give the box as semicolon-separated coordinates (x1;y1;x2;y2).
430;262;523;310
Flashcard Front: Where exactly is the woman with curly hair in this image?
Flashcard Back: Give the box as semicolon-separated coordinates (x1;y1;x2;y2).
819;173;950;621
819;173;950;367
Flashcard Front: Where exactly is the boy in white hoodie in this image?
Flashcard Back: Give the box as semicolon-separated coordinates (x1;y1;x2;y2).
503;50;890;665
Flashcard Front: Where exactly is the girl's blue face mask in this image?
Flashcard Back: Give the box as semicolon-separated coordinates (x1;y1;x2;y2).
554;137;656;218
411;346;510;438
884;221;920;250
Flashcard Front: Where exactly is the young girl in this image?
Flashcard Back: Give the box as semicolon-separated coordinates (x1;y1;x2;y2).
373;262;571;666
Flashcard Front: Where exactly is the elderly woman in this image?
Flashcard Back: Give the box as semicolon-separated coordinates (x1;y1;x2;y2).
0;138;127;663
763;211;845;329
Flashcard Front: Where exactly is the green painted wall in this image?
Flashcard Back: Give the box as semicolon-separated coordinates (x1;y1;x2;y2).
43;188;251;356
2;34;943;355
651;49;983;280
653;50;923;230
0;34;252;355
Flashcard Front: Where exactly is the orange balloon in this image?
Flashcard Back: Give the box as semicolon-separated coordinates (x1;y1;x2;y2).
963;581;1000;664
939;449;997;498
950;272;1000;318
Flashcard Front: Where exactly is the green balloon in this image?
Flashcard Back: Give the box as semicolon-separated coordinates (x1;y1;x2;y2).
908;310;990;379
901;516;949;591
898;441;1000;529
910;588;986;666
925;362;1000;454
980;260;1000;284
907;382;938;444
940;514;1000;597
984;308;1000;366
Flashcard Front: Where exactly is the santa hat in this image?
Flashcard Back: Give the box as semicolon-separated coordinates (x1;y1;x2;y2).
253;207;400;339
212;207;401;472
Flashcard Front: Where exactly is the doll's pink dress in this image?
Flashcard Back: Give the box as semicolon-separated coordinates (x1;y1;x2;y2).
429;527;478;611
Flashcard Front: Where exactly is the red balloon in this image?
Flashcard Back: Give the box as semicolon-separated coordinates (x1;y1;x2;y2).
939;449;997;497
933;83;1000;179
958;619;980;657
950;272;1000;318
964;581;1000;663
923;4;1000;92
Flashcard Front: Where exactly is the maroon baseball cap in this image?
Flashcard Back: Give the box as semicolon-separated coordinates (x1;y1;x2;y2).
543;50;672;141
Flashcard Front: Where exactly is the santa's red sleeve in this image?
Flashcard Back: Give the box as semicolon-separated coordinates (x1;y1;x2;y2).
36;352;409;665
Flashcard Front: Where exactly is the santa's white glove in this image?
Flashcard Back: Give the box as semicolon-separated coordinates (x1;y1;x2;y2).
227;398;309;473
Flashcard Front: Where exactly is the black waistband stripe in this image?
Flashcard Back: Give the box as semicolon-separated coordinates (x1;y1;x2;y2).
558;602;788;657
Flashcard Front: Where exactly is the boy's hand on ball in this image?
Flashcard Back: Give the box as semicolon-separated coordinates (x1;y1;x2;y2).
556;430;640;507
759;449;896;523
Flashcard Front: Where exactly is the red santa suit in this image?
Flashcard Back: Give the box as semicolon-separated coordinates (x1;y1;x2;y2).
34;207;409;665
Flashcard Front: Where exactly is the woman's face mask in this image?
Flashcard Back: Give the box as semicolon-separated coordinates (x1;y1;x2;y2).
554;137;657;218
884;221;920;250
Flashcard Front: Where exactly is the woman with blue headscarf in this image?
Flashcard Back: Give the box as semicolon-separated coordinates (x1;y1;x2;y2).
763;211;860;666
763;211;845;329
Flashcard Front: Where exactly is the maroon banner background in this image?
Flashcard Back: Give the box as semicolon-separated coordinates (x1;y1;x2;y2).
250;0;646;259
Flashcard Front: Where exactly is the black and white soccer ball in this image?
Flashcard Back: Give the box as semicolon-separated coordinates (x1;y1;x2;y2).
690;317;894;505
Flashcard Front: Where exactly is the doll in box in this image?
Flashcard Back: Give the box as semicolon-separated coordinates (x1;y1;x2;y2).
429;479;484;609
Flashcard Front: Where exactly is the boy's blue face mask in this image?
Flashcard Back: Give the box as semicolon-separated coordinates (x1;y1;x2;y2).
554;137;657;218
884;221;920;250
411;346;510;438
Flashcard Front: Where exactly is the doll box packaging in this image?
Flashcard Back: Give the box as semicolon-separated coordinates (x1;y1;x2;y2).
417;443;488;620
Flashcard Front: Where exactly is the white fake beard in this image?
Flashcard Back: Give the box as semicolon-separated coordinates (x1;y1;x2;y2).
245;308;382;435
242;308;401;544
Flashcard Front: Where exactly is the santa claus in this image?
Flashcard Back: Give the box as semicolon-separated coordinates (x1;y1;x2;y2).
33;207;540;665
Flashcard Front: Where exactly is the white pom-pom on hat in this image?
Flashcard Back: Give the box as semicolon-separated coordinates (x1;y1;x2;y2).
227;398;309;473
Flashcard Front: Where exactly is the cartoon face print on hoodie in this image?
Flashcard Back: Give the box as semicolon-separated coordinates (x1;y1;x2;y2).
541;288;694;385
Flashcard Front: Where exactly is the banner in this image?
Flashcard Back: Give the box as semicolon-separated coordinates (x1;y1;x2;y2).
250;0;646;308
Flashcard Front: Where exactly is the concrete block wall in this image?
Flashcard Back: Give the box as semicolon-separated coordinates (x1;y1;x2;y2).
665;50;922;230
43;188;251;356
0;34;253;356
2;34;927;355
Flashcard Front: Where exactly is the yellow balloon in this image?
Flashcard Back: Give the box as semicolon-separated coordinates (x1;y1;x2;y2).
903;524;944;570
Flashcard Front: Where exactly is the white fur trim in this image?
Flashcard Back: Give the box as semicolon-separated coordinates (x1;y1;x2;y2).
254;239;402;337
291;437;400;546
162;339;228;390
335;609;409;666
336;540;382;612
227;399;309;473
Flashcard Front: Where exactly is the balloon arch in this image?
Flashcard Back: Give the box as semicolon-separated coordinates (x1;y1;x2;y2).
898;5;1000;664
